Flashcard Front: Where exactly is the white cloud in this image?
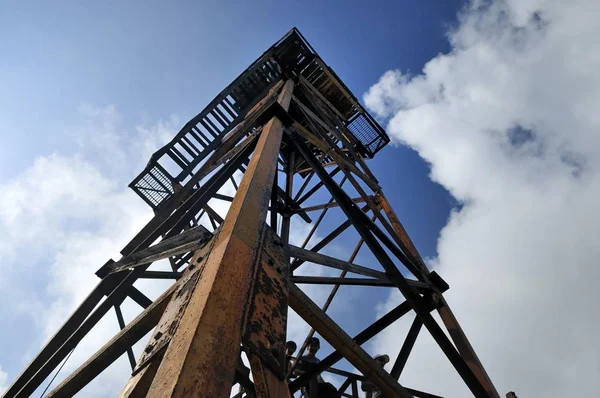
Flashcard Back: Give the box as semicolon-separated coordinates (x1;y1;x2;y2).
366;0;600;397
0;367;8;395
0;104;181;396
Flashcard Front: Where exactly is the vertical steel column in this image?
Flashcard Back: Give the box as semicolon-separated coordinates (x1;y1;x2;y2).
141;80;294;397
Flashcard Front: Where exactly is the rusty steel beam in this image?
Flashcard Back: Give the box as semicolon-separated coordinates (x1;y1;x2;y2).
248;353;291;398
289;299;417;392
290;202;372;272
10;270;147;398
291;276;431;291
139;270;183;280
295;167;341;205
338;168;429;282
269;165;279;232
120;82;285;257
390;316;423;380
139;80;294;398
338;377;352;394
288;244;387;279
291;119;380;193
288;283;413;398
377;192;429;274
292;170;313;202
276;185;311;223
114;304;137;371
296;195;367;213
243;228;290;380
280;149;295;244
119;353;164;398
294;174;348;252
213;192;235;202
325;367;365;381
292;276;393;287
127;287;153;309
351;379;359;397
287;235;368;378
203;203;224;225
108;226;212;274
45;285;176;397
292;134;490;397
233;356;256;396
2;276;122;398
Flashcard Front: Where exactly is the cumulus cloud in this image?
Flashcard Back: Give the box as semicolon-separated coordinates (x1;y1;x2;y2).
365;0;600;396
0;104;181;396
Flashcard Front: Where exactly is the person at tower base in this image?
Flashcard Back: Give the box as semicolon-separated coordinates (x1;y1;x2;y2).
285;340;297;374
292;337;341;398
361;354;390;398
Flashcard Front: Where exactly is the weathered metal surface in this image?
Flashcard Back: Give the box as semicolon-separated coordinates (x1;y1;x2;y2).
291;120;379;192
7;28;499;398
377;192;431;274
295;167;341;204
248;352;292;398
297;195;368;213
140;80;294;398
293;134;490;397
292;276;399;288
131;241;214;375
287;234;368;378
288;244;387;279
290;202;372;272
119;352;164;398
243;227;290;379
109;225;212;273
280;149;295;244
288;283;413;398
289;295;414;391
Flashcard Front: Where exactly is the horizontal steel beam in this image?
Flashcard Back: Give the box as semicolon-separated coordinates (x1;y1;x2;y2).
296;196;367;213
288;245;387;279
292;276;393;287
291;276;432;291
140;271;183;280
109;226;212;274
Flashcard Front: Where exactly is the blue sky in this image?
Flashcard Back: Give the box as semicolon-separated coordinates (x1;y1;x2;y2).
0;0;461;256
0;1;466;394
3;1;600;397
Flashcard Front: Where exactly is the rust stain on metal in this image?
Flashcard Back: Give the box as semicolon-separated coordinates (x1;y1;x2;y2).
377;192;430;274
243;227;290;379
132;234;215;375
249;351;292;398
140;80;294;398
